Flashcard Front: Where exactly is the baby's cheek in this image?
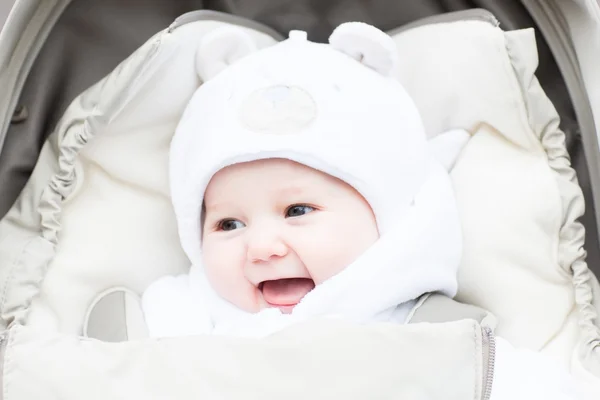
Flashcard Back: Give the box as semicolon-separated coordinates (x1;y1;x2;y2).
301;218;378;283
203;249;230;290
202;240;262;313
297;233;359;283
203;243;243;293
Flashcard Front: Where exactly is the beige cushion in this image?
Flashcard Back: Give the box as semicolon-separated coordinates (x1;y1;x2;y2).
391;22;588;358
3;320;486;400
389;22;599;373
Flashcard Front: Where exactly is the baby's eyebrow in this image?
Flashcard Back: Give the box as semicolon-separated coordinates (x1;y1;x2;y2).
203;201;231;214
276;184;307;197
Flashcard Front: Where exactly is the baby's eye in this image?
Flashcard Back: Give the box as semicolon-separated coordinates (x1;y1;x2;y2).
218;219;246;231
286;205;315;218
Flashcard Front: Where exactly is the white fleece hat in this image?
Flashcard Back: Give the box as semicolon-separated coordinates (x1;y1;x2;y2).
170;22;433;263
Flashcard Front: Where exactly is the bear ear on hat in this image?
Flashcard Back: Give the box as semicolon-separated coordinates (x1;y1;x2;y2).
196;26;258;81
329;22;399;76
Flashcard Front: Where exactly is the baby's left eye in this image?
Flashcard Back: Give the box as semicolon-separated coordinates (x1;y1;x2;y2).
285;205;315;218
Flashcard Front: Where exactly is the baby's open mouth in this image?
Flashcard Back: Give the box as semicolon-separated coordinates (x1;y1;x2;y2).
259;278;315;313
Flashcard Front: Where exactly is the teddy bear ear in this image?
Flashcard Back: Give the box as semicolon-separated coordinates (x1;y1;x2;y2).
328;22;398;76
196;26;258;81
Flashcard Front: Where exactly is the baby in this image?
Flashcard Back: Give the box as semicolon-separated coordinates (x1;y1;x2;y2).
142;22;581;399
143;22;464;337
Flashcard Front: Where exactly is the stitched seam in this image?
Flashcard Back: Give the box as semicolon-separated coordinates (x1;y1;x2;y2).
4;325;18;400
1;237;37;322
473;324;478;400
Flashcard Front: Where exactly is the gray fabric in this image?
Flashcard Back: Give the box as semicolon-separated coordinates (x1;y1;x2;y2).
409;293;491;324
0;0;15;29
387;8;500;35
169;9;284;39
85;291;128;342
520;0;600;276
0;0;597;277
84;289;151;342
82;291;491;344
0;19;171;328
0;0;206;217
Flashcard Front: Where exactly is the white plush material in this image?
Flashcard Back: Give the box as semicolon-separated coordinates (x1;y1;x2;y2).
0;15;597;389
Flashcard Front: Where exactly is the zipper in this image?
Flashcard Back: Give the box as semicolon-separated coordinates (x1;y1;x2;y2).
167;9;284;41
481;326;496;400
0;331;8;400
387;8;499;36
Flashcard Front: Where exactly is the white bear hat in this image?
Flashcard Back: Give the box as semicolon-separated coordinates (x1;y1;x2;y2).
170;22;442;262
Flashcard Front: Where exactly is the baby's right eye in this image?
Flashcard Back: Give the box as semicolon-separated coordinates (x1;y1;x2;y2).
218;219;246;231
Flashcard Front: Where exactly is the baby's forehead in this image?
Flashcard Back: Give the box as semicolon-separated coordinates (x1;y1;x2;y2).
208;159;328;187
203;158;358;203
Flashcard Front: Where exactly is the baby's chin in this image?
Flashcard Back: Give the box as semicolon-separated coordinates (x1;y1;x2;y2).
272;305;296;314
252;294;299;314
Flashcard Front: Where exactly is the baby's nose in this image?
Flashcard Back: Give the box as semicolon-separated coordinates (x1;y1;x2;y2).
246;229;288;263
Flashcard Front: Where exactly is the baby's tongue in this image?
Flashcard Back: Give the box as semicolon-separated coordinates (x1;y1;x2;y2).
261;278;315;306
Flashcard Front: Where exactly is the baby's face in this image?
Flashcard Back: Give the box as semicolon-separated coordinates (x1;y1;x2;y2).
202;158;379;314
